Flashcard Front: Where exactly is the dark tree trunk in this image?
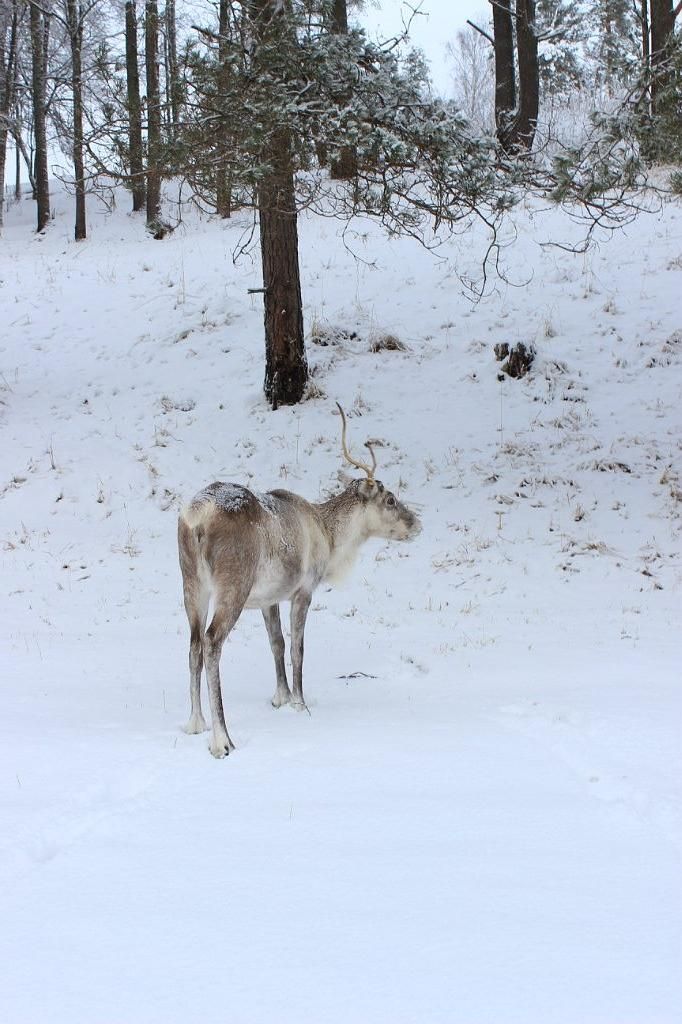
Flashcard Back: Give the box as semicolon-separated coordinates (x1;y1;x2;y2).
329;0;357;180
602;7;615;90
0;136;6;228
492;0;516;151
650;0;676;113
515;0;539;150
641;0;651;80
250;0;307;408
258;126;307;408
165;0;181;140
315;139;328;168
11;19;22;205
330;146;357;181
13;121;36;195
125;0;145;211
493;0;539;154
66;0;86;240
650;0;676;58
331;0;347;32
145;0;161;228
29;0;50;232
1;0;19;228
215;0;232;218
15;138;21;199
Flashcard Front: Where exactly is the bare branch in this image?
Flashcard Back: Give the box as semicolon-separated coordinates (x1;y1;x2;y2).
466;19;494;46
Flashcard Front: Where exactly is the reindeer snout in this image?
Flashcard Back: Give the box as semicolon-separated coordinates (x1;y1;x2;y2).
399;511;421;540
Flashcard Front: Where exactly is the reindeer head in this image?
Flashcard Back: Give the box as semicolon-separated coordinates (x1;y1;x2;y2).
336;403;422;542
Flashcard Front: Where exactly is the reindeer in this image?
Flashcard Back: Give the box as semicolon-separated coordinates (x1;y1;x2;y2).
177;404;421;757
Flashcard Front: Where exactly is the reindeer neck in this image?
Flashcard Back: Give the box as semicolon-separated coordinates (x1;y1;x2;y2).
316;490;369;582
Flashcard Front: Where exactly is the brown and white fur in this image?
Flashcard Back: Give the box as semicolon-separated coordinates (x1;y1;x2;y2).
178;419;421;757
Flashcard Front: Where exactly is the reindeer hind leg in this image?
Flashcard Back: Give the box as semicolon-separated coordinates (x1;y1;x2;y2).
179;518;210;734
290;588;312;711
183;585;210;734
204;574;253;758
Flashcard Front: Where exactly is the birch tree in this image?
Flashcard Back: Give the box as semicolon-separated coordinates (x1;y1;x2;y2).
248;0;307;407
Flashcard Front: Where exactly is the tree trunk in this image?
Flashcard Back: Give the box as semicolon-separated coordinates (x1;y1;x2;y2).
15;137;21;199
215;0;232;217
494;0;539;153
492;0;516;151
650;0;676;113
13;123;36;195
145;0;161;228
329;0;357;180
250;0;307;408
331;0;347;32
0;138;6;228
1;0;19;228
258;126;307;408
515;0;539;150
125;0;145;211
67;0;86;240
641;0;651;80
165;0;181;141
29;0;50;232
650;0;676;58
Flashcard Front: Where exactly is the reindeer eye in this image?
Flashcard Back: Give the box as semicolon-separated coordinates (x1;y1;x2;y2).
386;495;396;507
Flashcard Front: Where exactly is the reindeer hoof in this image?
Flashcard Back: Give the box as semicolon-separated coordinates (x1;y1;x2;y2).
291;700;309;714
183;713;208;734
271;690;293;708
209;735;233;758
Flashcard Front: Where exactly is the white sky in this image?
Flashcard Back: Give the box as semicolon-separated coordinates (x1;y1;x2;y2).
359;0;490;96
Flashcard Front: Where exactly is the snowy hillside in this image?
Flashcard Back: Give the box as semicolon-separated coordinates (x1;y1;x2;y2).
1;185;680;1023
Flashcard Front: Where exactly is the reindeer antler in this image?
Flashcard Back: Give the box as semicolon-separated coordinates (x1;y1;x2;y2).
336;402;377;482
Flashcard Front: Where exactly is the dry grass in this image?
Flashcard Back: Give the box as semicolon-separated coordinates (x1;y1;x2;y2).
369;332;407;353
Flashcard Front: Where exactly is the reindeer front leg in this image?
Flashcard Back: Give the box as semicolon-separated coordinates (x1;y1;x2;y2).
262;604;292;708
290;589;312;710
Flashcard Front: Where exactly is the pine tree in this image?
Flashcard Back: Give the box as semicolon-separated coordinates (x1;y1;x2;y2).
249;0;307;407
650;0;677;112
599;0;638;86
328;0;357;180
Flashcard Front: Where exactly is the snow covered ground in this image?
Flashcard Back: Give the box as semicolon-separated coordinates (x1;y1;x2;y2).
1;184;680;1023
